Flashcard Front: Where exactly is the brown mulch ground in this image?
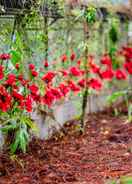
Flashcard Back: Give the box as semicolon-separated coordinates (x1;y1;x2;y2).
1;112;132;184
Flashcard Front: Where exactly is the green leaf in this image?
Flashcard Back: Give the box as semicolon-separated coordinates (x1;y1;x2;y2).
10;134;20;154
107;91;126;105
10;124;29;154
10;50;21;65
128;104;132;123
19;130;27;153
109;25;118;43
21;115;38;132
84;6;96;24
114;108;119;116
0;124;17;133
120;176;132;184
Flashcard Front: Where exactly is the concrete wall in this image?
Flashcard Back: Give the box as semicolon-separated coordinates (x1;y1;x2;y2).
31;92;111;139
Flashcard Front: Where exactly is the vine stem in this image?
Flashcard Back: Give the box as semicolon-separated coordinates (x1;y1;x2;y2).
80;21;90;132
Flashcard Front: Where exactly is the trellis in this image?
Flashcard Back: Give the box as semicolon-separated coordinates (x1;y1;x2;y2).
0;0;131;65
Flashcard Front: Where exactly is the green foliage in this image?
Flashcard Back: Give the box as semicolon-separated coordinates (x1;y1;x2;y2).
109;47;119;69
0;112;37;154
84;7;96;24
109;25;118;43
111;181;116;184
10;50;22;65
120;176;132;184
107;89;132;122
107;91;126;104
0;123;17;133
109;176;132;184
10;124;29;154
109;47;117;58
128;104;132;123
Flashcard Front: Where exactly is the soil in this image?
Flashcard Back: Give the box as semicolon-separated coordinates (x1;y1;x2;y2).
0;111;132;184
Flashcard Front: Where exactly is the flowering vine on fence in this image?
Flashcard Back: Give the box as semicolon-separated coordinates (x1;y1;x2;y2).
0;46;131;153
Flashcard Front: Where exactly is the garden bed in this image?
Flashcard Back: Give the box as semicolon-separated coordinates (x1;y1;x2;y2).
0;110;132;184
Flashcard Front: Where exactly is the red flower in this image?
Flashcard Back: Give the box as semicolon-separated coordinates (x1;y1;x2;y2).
19;100;25;110
44;60;49;68
0;53;10;60
18;74;23;81
22;80;28;86
17;75;28;86
0;85;12;112
42;71;55;83
60;70;69;76
78;79;86;88
12;90;24;101
101;55;112;67
88;55;100;74
61;54;67;62
6;74;16;85
12;84;19;90
25;95;32;112
91;64;100;74
115;69;127;80
31;94;40;102
89;63;100;74
77;60;81;66
0;85;8;96
59;83;69;96
70;52;76;61
123;47;132;53
122;47;132;60
50;88;63;99
88;78;102;90
0;93;12;112
68;80;80;92
70;66;81;76
15;63;19;70
29;64;35;70
0;102;10;112
29;84;39;95
42;90;55;107
31;70;38;77
80;70;85;75
0;65;4;80
0;73;4;80
100;69;114;80
124;62;132;75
